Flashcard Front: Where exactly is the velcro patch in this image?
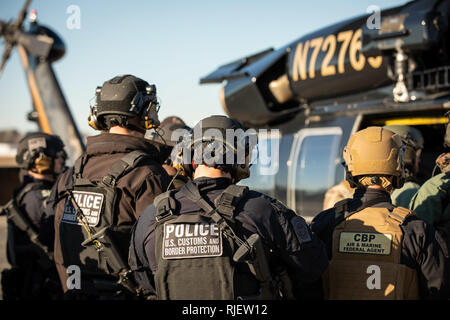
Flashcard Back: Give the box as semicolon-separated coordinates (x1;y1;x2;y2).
162;223;223;259
339;232;392;255
291;216;312;244
28;137;46;151
62;191;104;227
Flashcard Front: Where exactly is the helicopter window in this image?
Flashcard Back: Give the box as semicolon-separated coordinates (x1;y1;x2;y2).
274;133;295;205
287;127;342;222
239;130;281;198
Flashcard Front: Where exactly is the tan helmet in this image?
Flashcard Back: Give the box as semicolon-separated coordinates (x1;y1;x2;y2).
343;126;405;190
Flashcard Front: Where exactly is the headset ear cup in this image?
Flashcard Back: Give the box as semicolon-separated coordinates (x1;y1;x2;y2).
143;115;158;130
16;150;31;170
172;148;193;180
88;109;102;130
345;169;358;189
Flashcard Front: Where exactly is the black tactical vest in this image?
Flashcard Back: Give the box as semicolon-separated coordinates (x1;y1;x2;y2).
3;182;52;268
58;151;149;282
153;181;262;300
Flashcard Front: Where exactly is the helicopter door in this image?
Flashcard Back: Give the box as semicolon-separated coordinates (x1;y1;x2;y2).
287;127;343;222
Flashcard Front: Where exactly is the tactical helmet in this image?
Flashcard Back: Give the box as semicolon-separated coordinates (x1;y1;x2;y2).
343;126;405;191
88;74;160;131
15;132;66;174
148;122;191;148
383;125;423;174
174;115;256;183
160;116;186;128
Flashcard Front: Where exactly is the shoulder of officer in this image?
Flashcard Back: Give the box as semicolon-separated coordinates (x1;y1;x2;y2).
239;189;296;221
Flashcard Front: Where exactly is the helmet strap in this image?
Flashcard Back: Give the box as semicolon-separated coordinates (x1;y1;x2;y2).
357;176;394;193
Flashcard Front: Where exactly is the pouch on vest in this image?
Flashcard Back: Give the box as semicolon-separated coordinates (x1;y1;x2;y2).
153;182;265;300
59;150;149;285
325;206;420;300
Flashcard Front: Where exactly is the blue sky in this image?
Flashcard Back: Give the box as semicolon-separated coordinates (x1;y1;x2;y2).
0;0;407;136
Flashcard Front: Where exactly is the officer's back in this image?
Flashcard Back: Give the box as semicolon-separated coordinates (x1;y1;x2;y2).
311;126;450;300
129;115;329;300
410;111;450;248
1;132;66;300
48;75;171;298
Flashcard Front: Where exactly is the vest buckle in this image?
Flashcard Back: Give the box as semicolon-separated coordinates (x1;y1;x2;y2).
102;175;116;186
156;208;173;222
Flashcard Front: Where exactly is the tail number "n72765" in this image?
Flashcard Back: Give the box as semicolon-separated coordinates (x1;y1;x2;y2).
291;28;383;81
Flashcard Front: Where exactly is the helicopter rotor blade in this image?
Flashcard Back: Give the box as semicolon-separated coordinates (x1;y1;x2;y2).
0;43;13;76
0;0;33;76
13;0;32;29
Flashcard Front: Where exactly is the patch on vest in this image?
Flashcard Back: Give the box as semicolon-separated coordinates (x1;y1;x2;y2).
291;216;312;244
162;223;223;259
338;232;392;255
61;191;104;227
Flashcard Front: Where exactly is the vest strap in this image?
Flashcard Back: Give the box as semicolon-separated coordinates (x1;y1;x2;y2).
334;196;386;227
102;150;149;187
73;154;89;179
179;181;247;247
388;206;415;224
15;182;41;204
154;190;177;222
214;184;248;219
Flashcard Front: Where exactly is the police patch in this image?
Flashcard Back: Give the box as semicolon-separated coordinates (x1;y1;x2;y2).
61;191;104;227
162;223;223;259
339;232;393;255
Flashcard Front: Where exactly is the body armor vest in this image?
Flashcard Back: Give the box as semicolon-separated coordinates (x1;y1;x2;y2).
153;182;269;300
58;151;149;285
325;205;420;300
3;182;52;268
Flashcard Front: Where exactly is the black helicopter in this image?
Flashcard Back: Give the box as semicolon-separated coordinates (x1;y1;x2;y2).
0;0;85;165
200;0;450;222
1;0;449;223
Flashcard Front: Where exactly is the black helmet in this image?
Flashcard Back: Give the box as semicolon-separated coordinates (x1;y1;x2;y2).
16;132;66;174
160;116;186;128
148;122;191;147
174;115;256;183
88;74;160;131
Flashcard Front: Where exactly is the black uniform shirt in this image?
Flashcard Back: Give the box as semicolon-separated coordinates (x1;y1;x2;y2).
311;188;450;299
129;177;329;298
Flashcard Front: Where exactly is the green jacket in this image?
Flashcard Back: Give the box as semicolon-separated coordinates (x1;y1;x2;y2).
409;172;450;240
391;181;420;209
